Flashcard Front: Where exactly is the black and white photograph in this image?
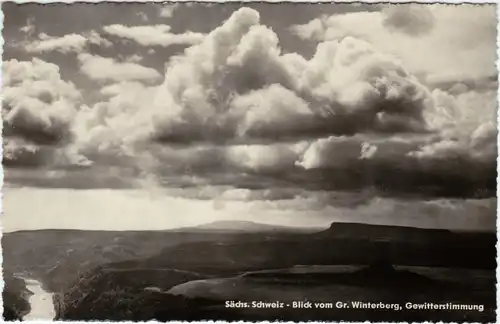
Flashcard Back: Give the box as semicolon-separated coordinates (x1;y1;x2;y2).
1;2;498;322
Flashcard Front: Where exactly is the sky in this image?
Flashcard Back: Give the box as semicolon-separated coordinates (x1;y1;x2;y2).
2;3;497;232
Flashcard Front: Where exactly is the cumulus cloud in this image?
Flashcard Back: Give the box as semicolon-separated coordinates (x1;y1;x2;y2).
20;17;36;35
359;142;377;159
21;31;111;54
3;137;92;169
136;12;148;22
410;89;497;165
226;142;308;172
68;7;436;169
85;30;113;48
25;33;88;53
6;7;496;199
159;4;179;18
290;5;496;81
290;17;329;42
2;58;82;146
102;24;204;47
3;137;43;167
124;54;143;63
77;53;162;82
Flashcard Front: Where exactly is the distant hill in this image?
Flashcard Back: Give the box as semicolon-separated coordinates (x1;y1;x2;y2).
320;222;453;242
173;220;322;233
320;222;496;246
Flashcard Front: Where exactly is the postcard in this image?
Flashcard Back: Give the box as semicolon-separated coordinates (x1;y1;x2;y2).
2;2;497;322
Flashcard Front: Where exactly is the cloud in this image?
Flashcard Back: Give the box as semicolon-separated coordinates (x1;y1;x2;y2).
77;53;162;82
226;142;308;172
25;33;87;53
290;5;496;81
99;81;147;97
85;30;113;48
149;11;432;144
136;12;148;22
159;4;179;18
2;58;82;146
359;142;377;159
124;54;143;63
102;24;204;47
3;137;43;167
20;17;35;35
22;31;112;54
409;88;497;165
69;7;435;166
3;137;92;168
381;4;435;36
289;17;328;42
6;7;496;199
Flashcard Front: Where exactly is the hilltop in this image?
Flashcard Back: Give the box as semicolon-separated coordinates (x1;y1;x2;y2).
173;220;322;233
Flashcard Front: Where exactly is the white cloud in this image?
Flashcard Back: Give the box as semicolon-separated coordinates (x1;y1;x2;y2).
3;58;81;143
159;4;179;18
410;88;497;163
22;30;111;54
124;54;143;63
5;7;495;199
103;24;204;47
77;53;162;82
25;33;88;54
136;12;148;22
84;30;113;48
20;17;35;35
99;81;147;97
226;142;308;172
65;8;494;178
75;8;430;163
297;136;362;169
290;5;496;81
359;142;378;159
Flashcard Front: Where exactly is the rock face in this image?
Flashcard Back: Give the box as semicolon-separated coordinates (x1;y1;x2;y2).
2;275;31;320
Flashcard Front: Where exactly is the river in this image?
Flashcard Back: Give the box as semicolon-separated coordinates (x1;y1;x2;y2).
18;277;56;321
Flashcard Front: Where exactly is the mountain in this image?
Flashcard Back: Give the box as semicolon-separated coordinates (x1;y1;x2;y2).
320;222;454;242
173;220;322;233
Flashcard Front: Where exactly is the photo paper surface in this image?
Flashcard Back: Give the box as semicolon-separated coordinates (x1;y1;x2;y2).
1;2;497;322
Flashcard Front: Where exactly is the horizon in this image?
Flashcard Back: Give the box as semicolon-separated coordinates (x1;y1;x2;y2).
5;218;496;235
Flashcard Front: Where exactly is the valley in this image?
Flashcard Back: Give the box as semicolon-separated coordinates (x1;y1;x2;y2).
3;221;497;322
